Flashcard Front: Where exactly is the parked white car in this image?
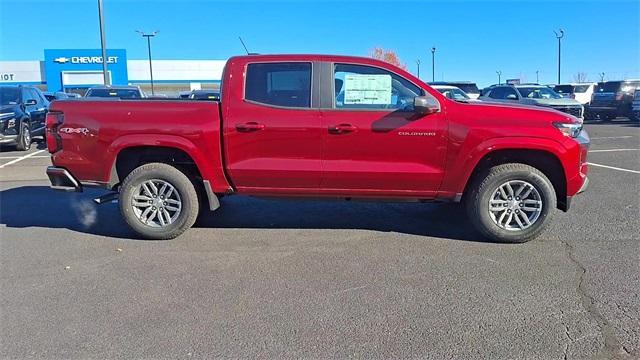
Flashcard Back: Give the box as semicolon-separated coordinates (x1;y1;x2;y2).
431;85;473;101
553;83;596;105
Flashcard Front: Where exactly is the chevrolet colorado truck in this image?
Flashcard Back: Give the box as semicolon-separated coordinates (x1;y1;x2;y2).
46;54;590;243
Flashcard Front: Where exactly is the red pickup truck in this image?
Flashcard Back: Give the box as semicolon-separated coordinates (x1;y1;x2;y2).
45;54;589;243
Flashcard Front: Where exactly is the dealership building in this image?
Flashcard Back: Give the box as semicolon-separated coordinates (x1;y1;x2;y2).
0;49;226;96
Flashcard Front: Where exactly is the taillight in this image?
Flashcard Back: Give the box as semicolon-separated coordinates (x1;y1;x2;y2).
46;111;64;153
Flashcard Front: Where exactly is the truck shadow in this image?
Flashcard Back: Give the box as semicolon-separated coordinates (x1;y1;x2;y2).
0;186;483;242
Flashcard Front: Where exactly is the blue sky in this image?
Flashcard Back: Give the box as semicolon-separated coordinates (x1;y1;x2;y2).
0;0;638;86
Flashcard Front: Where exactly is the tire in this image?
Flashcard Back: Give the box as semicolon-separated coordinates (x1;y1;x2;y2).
15;123;31;151
119;162;200;240
465;163;556;243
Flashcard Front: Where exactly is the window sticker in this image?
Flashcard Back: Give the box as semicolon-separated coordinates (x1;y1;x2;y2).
343;74;392;105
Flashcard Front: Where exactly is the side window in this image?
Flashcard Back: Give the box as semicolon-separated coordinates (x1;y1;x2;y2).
334;63;423;111
23;89;36;104
245;62;311;108
488;87;505;99
31;89;44;104
504;87;519;100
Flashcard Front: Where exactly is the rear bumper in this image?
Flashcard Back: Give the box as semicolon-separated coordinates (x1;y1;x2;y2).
46;166;82;192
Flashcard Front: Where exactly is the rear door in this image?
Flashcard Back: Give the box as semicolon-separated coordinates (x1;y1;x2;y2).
223;61;323;192
319;62;447;196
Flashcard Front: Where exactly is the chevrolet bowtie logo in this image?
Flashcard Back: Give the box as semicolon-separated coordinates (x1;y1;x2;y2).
53;57;70;63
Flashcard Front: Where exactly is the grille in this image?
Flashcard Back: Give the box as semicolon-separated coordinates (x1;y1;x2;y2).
553;106;583;118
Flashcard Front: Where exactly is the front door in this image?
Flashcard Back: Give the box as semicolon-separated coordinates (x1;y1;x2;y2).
320;63;448;197
223;61;322;192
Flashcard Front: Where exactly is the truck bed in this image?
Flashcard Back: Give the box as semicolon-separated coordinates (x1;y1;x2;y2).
48;99;230;192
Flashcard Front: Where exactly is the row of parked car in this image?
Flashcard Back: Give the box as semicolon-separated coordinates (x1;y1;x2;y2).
430;80;640;121
1;77;638;152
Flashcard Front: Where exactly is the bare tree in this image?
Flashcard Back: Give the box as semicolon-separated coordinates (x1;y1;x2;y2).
573;72;589;83
369;47;407;70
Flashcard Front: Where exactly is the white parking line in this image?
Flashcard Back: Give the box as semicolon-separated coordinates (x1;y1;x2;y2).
0;155;50;159
589;149;640;153
590;136;635;140
0;150;46;169
587;162;640;174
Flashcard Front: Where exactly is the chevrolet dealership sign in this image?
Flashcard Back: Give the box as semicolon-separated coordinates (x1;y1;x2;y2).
44;49;128;91
53;56;119;64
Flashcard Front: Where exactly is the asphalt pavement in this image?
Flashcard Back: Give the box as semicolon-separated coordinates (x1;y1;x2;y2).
0;120;638;359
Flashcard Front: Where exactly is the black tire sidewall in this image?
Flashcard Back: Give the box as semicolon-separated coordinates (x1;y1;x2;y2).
469;166;556;243
16;123;31;151
120;163;199;239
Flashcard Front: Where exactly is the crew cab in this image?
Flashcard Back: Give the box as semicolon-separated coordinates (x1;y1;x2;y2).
46;54;590;243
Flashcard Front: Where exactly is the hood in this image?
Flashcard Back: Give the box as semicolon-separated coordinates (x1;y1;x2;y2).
0;104;20;116
523;98;582;106
461;100;580;124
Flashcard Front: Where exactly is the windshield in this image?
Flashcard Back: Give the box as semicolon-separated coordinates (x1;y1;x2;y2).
437;88;470;101
454;83;479;95
189;92;219;100
574;85;590;93
517;87;561;99
0;87;20;105
553;85;574;95
85;88;142;99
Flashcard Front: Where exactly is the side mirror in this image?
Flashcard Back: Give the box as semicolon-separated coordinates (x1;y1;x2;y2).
506;94;518;100
414;95;441;115
24;99;37;106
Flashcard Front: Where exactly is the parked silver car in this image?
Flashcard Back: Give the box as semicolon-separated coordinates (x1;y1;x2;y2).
480;84;584;119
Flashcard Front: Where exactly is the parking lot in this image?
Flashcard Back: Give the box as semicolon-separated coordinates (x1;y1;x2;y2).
0;120;638;359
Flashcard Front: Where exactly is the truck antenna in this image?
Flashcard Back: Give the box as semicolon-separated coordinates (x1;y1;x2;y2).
238;37;250;55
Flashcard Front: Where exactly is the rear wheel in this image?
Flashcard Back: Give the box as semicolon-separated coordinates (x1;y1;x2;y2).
466;163;556;243
120;162;199;239
15;123;31;151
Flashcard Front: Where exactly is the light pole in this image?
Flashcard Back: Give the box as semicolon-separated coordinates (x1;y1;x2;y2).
136;30;158;95
536;70;539;84
554;28;564;84
97;0;109;85
496;70;502;84
416;59;421;79
599;72;605;82
430;47;436;82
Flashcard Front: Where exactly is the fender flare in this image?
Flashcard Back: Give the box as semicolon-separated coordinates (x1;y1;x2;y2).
444;136;569;195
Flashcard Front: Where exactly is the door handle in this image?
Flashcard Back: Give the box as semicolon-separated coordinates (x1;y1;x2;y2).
328;124;357;134
236;122;265;132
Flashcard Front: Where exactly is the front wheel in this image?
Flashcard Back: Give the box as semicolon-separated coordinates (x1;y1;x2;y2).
120;162;200;240
466;163;556;243
15;123;31;151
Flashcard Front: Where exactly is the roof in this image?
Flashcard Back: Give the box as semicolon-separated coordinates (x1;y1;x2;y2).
88;85;141;89
431;85;460;90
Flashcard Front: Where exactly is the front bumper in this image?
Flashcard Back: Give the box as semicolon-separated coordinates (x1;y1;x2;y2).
0;134;18;145
565;176;589;211
46;166;82;192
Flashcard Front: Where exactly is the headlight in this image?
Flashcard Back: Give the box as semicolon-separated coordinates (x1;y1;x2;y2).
553;122;582;138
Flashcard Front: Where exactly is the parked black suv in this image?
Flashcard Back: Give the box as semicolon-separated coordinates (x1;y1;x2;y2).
0;85;49;151
588;80;640;120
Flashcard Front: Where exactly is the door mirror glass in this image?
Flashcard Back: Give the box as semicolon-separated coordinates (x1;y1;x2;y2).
24;99;37;106
414;95;440;114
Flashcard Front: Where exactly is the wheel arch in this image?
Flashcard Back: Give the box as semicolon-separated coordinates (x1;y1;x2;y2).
461;148;568;211
107;140;220;211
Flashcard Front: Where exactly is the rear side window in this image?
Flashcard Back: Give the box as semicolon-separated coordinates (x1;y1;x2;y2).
554;85;574;94
245;62;311;108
